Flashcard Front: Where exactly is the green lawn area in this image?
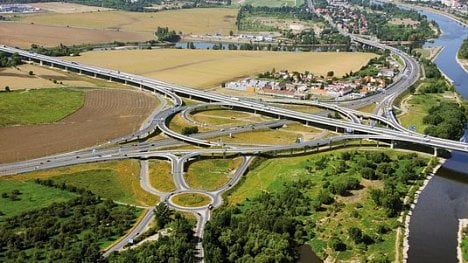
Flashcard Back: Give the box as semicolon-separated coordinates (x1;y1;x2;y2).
168;114;211;133
211;128;307;145
0;88;84;126
0;180;78;220
171;193;211;207
357;103;376;114
148;160;176;192
185;158;242;191
6;160;159;206
398;91;456;133
226;149;431;261
192;109;272;127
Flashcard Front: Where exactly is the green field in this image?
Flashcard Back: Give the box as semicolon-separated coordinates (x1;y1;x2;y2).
7;160;158;206
225;149;431;261
0;180;78;220
185;158;242;190
172;193;211;207
0;88;84;126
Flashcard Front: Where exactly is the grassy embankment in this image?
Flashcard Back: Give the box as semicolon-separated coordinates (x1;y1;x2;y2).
462;229;468;262
0;88;84;126
191;109;272;127
3;160;159;206
171;193;212;207
185;158;243;191
225;149;433;261
210;121;326;145
148;160;176;192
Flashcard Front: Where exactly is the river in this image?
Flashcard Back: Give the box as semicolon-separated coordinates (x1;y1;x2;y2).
406;8;468;263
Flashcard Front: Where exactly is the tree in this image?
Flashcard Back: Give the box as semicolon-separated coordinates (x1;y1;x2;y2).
4;86;10;92
181;126;199;135
329;237;346;251
154;203;173;229
327;71;334;77
348;227;363;243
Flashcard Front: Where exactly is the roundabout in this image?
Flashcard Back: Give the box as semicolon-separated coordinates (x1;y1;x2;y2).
169;192;213;209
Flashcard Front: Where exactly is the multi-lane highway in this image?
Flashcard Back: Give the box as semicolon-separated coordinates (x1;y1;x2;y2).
0;44;465;153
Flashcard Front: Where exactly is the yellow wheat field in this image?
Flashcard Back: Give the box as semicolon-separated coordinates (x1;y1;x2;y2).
18;8;238;35
70;49;376;88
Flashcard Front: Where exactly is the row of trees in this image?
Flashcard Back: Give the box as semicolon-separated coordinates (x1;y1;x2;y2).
30;43;81;57
0;52;21;68
0;179;139;262
2;0;157;12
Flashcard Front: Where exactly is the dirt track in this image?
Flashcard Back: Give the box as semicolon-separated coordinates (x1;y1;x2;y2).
0;89;157;164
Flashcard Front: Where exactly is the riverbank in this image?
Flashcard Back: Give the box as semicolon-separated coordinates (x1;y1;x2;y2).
403;160;444;262
456;54;468;74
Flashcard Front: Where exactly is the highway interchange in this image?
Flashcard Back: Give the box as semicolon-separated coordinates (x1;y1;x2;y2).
0;25;467;259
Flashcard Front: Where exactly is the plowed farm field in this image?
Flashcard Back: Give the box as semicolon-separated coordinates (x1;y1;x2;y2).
0;89;157;163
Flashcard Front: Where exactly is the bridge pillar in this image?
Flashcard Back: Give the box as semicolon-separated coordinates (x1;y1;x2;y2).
376;141;380;148
39;60;43;66
335;127;339;133
305;121;309;126
93;73;97;78
64;66;68;72
433;147;438;157
78;69;82;75
108;77;112;82
390;140;394;149
50;63;54;68
124;80;127;85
